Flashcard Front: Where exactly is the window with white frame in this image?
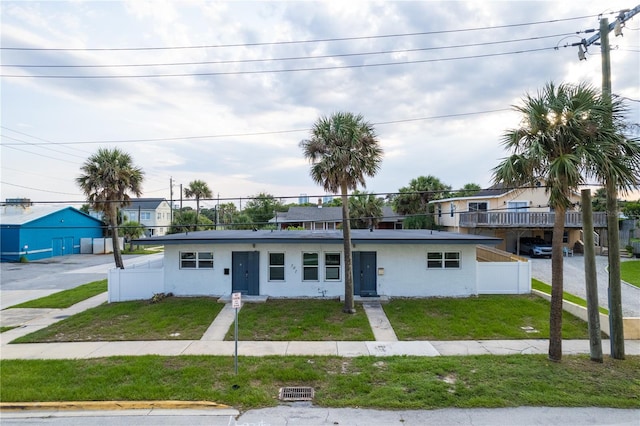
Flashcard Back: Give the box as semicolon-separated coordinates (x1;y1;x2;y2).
468;202;488;212
157;212;162;219
269;252;285;281
324;252;341;280
302;252;319;280
427;251;461;269
140;211;151;220
180;251;214;269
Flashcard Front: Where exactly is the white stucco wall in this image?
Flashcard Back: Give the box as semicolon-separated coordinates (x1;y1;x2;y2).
161;242;480;298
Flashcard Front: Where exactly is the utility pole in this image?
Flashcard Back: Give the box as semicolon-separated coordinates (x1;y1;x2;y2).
170;177;174;224
581;189;603;363
575;5;639;360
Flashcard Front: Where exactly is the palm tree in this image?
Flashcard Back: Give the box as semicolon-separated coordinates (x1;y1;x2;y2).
300;112;383;313
77;148;144;269
349;190;384;229
492;81;638;361
184;180;212;230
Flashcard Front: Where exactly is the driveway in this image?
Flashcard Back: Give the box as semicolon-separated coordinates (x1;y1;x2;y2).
0;253;163;309
529;255;640;317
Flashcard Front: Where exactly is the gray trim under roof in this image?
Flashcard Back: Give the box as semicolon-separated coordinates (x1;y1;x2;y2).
134;229;501;246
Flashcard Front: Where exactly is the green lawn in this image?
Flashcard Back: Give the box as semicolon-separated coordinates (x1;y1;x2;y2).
621;260;640;288
12;297;224;343
226;299;374;341
8;280;108;309
531;279;608;314
1;355;638;410
383;295;591;340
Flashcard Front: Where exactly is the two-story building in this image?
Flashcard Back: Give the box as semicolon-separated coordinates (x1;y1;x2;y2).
121;198;172;237
429;183;607;255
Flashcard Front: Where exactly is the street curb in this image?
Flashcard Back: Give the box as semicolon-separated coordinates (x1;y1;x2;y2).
0;400;231;411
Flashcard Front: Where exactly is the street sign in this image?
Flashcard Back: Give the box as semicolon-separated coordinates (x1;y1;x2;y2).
232;292;242;309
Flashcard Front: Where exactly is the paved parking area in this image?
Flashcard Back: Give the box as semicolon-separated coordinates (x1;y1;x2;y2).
530;255;640;317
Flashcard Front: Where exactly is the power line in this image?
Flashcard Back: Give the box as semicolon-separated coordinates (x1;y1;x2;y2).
0;108;510;146
2;32;577;69
0;46;560;78
0;15;600;52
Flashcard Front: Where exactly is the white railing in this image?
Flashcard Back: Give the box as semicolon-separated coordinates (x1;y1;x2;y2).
460;211;607;228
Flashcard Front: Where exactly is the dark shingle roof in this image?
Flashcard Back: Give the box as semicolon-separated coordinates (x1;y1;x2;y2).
271;206;402;223
123;198;167;210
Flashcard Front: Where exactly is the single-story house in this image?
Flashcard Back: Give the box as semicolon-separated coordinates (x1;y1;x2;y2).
270;206;404;230
0;203;104;262
109;229;531;302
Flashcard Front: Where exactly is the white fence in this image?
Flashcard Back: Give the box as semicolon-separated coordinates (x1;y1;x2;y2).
476;261;531;294
108;267;164;302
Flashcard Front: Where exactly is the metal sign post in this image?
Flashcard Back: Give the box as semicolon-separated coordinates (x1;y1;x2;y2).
231;292;241;375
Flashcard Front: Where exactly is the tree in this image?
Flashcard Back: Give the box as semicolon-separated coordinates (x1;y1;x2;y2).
243;193;286;227
218;202;239;228
121;220;145;252
77;148;144;269
300;111;383;313
591;188;609;212
622;200;640;219
393;175;451;229
184;180;212;230
349;190;384;229
492;81;638;361
168;210;214;234
453;183;482;198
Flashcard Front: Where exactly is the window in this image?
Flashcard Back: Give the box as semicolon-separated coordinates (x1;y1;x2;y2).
325;252;341;280
157;212;162;219
269;252;285;281
302;252;319;280
450;202;455;217
468;202;488;212
427;251;460;269
438;205;442;218
140;211;151;220
180;251;214;269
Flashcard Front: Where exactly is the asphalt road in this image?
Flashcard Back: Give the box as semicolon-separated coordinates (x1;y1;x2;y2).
529;255;640;317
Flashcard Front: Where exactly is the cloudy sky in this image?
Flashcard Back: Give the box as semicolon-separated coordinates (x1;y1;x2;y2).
2;0;639;210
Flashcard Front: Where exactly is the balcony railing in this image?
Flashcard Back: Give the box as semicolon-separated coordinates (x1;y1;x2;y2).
459;211;607;228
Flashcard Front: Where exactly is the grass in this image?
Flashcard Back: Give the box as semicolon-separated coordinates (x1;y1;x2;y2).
531;279;609;315
12;297;224;343
383;295;591;340
226;299;374;341
621;260;640;288
1;355;638;410
1;326;18;333
123;246;164;255
9;280;108;309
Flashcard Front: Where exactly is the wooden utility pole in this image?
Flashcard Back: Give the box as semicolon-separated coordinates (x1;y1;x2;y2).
581;189;603;362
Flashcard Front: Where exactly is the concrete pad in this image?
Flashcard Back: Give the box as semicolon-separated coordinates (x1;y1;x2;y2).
285;341;338;356
362;302;398;342
0;343;59;359
478;340;548;355
238;341;288;356
181;341;236;356
0;290;61;310
365;341;440;357
39;342;110;359
0;308;60;327
82;341;150;357
336;341;369;357
430;340;492;356
200;304;236;341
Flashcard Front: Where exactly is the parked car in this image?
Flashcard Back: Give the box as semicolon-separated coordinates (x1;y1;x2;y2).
519;237;552;257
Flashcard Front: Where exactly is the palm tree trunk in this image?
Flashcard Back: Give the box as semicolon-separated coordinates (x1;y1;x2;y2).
110;204;124;269
341;182;355;314
549;205;566;361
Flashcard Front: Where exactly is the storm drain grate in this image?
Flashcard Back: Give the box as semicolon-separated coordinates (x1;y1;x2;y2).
278;386;314;401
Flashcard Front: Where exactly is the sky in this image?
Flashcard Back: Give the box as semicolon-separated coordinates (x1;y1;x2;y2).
1;0;639;211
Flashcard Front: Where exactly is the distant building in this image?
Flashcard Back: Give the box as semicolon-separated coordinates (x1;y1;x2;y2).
90;198;172;237
298;194;309;204
0;201;103;262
